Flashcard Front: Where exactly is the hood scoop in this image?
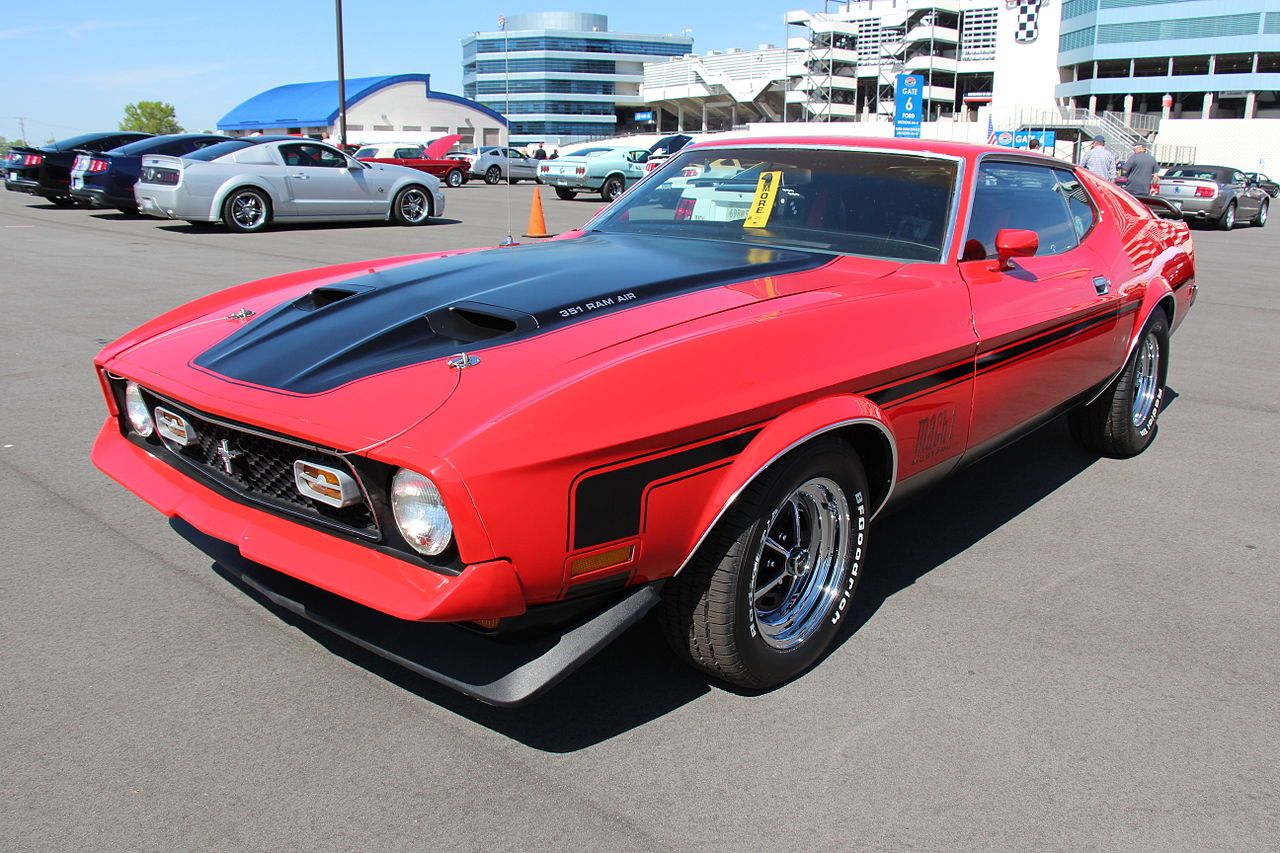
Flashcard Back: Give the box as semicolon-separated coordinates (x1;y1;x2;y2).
194;232;829;394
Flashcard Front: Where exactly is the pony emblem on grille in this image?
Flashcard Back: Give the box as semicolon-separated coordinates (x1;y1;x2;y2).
1008;0;1048;44
215;438;242;475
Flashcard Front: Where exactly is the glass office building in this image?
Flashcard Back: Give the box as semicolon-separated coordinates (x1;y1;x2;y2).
462;12;693;145
1057;0;1280;119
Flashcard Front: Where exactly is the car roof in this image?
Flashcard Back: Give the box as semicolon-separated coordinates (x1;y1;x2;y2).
690;135;1043;163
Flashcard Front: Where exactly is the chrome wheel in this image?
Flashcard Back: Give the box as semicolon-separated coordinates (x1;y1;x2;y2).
751;477;852;650
485;165;501;185
398;187;430;223
230;192;266;230
1222;204;1235;230
1258;203;1268;226
1130;332;1161;427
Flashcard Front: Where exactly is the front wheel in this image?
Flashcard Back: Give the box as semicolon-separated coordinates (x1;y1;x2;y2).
221;188;271;233
391;185;432;225
600;175;625;202
1069;314;1170;458
484;165;502;185
1218;201;1236;230
444;169;464;188
658;438;869;689
555;187;578;200
1252;200;1268;227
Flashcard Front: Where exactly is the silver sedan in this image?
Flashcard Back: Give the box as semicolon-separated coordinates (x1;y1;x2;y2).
134;136;446;233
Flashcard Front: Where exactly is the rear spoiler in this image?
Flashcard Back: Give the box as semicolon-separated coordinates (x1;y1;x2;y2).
1136;195;1183;221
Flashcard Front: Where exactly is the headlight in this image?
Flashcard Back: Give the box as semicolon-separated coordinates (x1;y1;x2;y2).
390;469;453;557
124;381;154;437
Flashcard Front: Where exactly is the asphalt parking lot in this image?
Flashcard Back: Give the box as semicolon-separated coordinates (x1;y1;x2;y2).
2;183;1277;851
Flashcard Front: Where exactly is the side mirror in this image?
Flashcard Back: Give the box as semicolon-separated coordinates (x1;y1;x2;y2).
994;229;1038;271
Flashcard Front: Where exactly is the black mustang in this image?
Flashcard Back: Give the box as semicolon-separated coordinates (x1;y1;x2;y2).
5;131;151;206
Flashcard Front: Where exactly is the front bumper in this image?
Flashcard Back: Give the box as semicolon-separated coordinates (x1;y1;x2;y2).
179;520;662;706
92;419;526;622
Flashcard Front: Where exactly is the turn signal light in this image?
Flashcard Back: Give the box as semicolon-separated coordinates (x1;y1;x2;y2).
568;544;635;578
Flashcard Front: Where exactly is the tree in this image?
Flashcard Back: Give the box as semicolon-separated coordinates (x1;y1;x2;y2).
120;101;184;135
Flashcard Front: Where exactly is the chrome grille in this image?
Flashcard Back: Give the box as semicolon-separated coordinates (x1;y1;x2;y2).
142;391;379;539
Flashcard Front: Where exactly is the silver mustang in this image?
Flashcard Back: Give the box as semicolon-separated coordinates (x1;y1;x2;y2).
134;136;446;233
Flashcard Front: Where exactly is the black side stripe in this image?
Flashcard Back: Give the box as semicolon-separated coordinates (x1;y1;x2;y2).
868;361;973;407
977;302;1137;373
572;430;760;550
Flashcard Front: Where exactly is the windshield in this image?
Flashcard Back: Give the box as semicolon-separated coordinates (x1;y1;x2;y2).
591;147;958;262
185;140;258;162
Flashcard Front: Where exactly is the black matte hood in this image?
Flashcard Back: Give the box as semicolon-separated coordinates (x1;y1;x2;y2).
194;233;830;394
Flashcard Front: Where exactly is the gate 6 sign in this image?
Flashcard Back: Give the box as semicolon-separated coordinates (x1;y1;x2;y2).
894;74;923;139
1008;0;1049;44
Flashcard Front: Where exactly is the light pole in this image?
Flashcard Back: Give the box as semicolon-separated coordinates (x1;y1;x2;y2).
335;0;348;146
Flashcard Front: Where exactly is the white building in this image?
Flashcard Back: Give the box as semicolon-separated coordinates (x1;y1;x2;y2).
217;74;507;148
642;45;791;131
784;0;1065;121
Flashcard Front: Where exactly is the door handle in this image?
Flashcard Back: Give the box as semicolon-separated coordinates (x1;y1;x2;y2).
1093;276;1110;295
291;173;308;179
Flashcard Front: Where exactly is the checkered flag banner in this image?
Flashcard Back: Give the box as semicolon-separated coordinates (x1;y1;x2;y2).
1008;0;1048;44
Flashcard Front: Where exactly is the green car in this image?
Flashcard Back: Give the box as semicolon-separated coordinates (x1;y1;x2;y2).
536;145;651;201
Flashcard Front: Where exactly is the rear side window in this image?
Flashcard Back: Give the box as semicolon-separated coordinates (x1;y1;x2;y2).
353;147;379;158
1053;169;1098;240
964;161;1080;260
394;147;423;158
187;140;257;161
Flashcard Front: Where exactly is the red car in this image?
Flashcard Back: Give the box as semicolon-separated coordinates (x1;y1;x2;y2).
92;137;1195;705
353;134;469;187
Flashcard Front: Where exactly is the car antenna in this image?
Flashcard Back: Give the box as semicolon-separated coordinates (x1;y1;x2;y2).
498;13;517;247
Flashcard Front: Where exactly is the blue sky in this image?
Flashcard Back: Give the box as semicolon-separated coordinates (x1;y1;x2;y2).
0;1;798;143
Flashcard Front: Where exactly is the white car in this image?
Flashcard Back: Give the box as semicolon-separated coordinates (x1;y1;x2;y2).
134;136;446;233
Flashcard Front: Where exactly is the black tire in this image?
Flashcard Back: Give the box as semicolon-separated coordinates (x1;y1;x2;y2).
1252;199;1268;227
221;187;271;233
1069;313;1170;458
444;169;464;188
658;438;869;689
555;187;578;200
484;165;502;185
391;185;432;226
1218;201;1236;230
47;195;75;207
508;177;521;185
600;175;625;202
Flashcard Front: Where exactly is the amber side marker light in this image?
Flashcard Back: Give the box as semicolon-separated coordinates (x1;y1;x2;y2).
568;544;635;578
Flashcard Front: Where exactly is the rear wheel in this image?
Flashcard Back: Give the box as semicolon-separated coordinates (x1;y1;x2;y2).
221;187;271;233
555;187;578;200
444;169;464;188
658;438;869;689
1252;199;1268;227
392;185;432;225
1218;201;1236;230
484;165;502;185
1069;314;1170;458
600;175;625;202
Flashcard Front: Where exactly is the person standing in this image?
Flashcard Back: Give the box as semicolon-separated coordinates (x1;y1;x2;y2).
533;144;547;161
1120;142;1158;195
1081;135;1117;182
1027;136;1042;152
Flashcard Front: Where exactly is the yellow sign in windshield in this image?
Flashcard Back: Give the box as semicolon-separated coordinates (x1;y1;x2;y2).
743;170;783;229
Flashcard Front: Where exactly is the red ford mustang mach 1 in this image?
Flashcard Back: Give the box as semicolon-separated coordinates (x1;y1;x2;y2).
92;137;1195;705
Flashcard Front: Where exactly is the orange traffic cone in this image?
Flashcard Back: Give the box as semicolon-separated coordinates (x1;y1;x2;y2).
523;186;554;238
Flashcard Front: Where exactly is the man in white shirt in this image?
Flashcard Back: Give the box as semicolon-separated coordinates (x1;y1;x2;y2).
1081;135;1117;182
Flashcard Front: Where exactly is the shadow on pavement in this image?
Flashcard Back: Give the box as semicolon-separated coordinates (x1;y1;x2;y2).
189;414;1105;751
